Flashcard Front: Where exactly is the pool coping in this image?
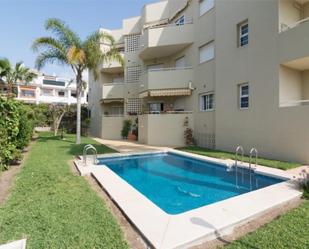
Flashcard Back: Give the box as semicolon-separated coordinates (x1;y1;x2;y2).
74;149;302;249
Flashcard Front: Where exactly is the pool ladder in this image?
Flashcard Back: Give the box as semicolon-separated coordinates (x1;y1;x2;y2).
83;144;98;166
234;146;258;190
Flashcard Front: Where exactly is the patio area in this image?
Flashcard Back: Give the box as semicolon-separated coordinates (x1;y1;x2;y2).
92;137;170;153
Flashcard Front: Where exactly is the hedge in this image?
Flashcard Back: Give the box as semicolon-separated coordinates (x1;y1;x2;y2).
0;98;35;170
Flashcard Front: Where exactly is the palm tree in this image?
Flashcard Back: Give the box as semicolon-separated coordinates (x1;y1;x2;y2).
0;58;37;98
32;18;123;144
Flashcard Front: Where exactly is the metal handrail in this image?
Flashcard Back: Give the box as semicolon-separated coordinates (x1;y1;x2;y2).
102;82;125;86
147;66;193;73
142;111;193;115
148;18;193;30
280;16;309;32
280;99;309;107
83;144;98;166
249;148;258;191
235;146;244;189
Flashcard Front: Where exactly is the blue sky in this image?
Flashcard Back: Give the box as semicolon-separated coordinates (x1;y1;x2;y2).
0;0;154;79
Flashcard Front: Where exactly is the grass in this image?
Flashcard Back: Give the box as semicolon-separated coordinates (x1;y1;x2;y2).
178;146;301;170
226;200;309;249
0;133;128;249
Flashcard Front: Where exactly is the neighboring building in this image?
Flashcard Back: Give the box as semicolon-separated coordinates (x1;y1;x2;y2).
0;74;88;105
89;0;309;163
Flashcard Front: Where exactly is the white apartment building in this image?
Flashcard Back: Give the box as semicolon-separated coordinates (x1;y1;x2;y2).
89;0;309;164
0;74;88;105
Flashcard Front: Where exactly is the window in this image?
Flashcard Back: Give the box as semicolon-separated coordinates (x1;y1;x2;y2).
199;0;214;16
111;106;124;116
239;83;249;109
20;89;35;98
175;56;186;68
199;42;214;64
149;102;164;113
200;93;214;111
238;21;249;47
42;89;53;96
58;91;65;97
175;15;185;26
147;64;164;71
71;91;77;98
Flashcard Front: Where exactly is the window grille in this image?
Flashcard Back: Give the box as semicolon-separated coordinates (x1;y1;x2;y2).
126;66;142;84
125;34;141;52
127;98;141;115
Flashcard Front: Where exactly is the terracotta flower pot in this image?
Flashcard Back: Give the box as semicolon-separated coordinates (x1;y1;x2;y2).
128;133;137;141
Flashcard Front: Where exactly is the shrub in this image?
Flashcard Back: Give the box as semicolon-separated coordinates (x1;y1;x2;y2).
0;98;36;170
184;128;194;146
16;104;34;149
299;169;309;199
0;98;20;169
121;119;132;139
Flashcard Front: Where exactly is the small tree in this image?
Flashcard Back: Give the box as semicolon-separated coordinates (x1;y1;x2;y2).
48;104;68;136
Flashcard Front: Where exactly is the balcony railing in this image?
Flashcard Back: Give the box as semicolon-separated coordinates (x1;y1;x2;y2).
280;16;309;33
139;22;194;59
147;18;193;30
140;67;193;93
102;53;124;73
103;114;124;117
102;83;125;100
280;99;309;107
141;110;193;115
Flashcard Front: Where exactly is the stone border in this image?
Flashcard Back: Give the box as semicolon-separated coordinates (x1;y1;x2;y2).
0;239;26;249
74;150;302;249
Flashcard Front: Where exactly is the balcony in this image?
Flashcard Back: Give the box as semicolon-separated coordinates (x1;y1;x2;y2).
139;22;194;60
278;0;309;62
102;53;124;73
279;19;309;63
139;67;193;97
279;64;309;108
102;83;125;101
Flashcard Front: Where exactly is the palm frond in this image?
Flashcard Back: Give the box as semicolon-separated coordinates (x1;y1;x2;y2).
35;50;67;70
0;58;11;77
45;18;81;49
32;37;66;54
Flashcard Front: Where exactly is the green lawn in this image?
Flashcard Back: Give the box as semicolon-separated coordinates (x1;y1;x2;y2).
226;200;309;249
178;146;301;170
0;133;128;249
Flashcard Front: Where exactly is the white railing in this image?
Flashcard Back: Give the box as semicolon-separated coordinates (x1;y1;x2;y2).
280;99;309;107
103;114;124;117
103;82;124;86
148;18;193;30
142;110;193;115
280;16;309;32
147;66;193;72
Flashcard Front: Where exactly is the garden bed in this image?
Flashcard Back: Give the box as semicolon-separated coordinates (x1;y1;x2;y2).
178;146;301;170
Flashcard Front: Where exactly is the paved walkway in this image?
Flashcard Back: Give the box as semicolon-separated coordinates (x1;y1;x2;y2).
92;137;170;153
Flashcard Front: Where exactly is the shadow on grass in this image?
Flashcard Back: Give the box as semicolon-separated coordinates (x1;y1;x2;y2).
37;133;116;156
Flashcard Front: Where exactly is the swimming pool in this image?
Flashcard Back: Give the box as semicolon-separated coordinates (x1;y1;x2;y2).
98;152;284;214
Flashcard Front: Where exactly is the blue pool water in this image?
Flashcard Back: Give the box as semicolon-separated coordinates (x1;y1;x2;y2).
98;152;284;214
